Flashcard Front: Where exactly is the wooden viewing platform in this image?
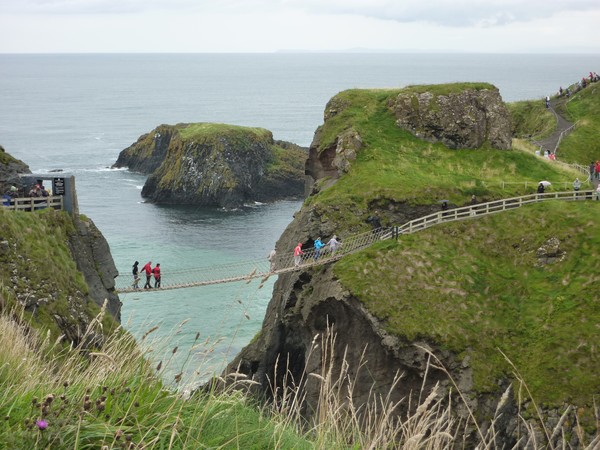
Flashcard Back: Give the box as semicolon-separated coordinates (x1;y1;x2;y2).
1;195;64;212
115;190;599;294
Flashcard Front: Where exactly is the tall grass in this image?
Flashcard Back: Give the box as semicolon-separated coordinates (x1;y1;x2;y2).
1;296;598;448
0;299;312;449
250;325;599;449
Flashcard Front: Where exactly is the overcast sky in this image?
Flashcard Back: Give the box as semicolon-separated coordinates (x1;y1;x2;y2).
1;0;598;53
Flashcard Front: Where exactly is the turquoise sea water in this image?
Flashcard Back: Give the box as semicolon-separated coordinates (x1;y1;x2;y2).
1;53;598;384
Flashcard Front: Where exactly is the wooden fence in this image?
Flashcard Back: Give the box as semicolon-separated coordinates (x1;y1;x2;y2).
1;195;64;212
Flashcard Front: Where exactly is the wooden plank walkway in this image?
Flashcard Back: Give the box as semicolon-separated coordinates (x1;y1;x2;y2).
115;190;598;294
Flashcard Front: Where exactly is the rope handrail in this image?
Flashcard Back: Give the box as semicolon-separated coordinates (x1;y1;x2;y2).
115;190;597;294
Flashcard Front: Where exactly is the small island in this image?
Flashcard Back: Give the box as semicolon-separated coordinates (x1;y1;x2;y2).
113;123;307;208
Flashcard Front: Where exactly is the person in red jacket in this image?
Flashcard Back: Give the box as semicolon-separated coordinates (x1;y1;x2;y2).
142;261;152;289
153;263;161;288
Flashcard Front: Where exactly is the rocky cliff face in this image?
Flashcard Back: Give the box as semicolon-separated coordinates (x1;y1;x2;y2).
113;124;306;208
387;84;512;150
68;216;121;320
0;144;31;192
227;85;592;447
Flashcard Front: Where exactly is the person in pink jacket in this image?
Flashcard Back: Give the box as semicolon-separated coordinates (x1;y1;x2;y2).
142;261;152;289
293;243;303;267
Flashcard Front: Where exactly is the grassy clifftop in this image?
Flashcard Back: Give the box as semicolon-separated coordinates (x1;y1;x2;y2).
335;201;599;406
306;86;581;230
560;84;600;163
0;209;117;343
508;82;600;164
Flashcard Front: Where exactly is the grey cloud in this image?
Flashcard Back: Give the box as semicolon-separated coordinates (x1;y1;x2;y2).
2;0;598;27
283;0;600;27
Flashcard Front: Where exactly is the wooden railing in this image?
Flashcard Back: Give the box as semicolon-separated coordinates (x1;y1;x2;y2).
395;190;596;236
1;195;64;212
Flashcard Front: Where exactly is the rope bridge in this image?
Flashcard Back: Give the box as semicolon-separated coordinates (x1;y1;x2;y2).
115;190;597;293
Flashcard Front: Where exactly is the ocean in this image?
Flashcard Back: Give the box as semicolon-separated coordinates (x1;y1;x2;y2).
1;52;597;383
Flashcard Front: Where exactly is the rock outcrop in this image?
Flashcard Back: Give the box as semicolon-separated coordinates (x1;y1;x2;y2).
387;83;512;150
68;216;121;320
113;123;307;208
0;144;31;192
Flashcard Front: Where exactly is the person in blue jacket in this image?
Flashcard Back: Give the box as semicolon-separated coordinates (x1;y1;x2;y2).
314;237;324;260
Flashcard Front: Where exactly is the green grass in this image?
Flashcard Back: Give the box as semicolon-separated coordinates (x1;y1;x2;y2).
0;309;315;450
178;123;272;144
0;209;118;343
334;201;600;406
559;84;600;164
507;100;556;139
305;88;581;232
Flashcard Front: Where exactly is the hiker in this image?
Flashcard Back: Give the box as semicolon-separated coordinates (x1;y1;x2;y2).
470;195;477;216
268;249;277;272
313;237;324;260
153;263;161;288
327;235;341;256
293;242;303;267
596;161;600;180
545;96;550;108
142;261;153;288
537;183;545;196
573;178;581;197
132;261;140;289
590;162;596;181
596;184;600;201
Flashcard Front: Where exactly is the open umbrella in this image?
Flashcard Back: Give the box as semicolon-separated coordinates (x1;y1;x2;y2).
539;181;551;187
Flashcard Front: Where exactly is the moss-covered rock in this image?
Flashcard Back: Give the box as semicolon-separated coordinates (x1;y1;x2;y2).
388;83;512;150
113;123;307;208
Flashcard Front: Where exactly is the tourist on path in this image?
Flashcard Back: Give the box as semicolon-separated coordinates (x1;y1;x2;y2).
573;178;581;197
293;243;303;267
590;162;596;181
327;235;340;256
596;184;600;201
132;261;140;289
470;194;478;216
596;161;600;180
142;261;153;289
153;263;161;288
537;183;545;199
268;249;277;272
313;237;324;260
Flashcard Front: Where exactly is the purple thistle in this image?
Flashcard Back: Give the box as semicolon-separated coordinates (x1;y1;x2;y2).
36;419;48;430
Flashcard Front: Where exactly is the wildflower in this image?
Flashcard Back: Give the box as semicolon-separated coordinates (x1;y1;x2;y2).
36;419;48;430
45;394;55;404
